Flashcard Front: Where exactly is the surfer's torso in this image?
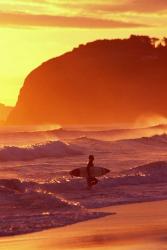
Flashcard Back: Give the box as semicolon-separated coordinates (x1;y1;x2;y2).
87;161;94;176
86;161;98;187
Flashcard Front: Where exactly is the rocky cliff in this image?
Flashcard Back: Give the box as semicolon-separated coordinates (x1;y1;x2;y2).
7;35;167;125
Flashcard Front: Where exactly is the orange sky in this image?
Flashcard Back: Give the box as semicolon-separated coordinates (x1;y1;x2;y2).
0;0;167;106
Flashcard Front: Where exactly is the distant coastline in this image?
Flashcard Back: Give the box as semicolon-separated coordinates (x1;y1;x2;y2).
0;104;13;124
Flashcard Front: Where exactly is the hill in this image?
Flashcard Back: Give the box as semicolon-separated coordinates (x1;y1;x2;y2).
7;35;167;125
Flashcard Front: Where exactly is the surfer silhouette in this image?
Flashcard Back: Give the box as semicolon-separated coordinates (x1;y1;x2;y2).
87;155;98;189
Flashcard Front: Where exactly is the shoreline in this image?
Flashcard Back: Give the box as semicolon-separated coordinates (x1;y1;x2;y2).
0;200;167;249
1;197;167;238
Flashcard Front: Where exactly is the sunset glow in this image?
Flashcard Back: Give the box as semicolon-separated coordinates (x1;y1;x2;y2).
1;2;167;247
0;0;167;105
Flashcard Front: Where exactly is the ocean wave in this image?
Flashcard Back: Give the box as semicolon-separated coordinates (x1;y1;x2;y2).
1;160;167;202
1;161;167;191
1;126;167;146
122;161;167;177
0;132;167;174
34;160;167;208
0;160;167;236
0;178;110;236
71;133;167;147
0;141;81;162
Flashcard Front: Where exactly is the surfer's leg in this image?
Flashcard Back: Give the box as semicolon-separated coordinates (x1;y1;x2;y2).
94;178;98;185
90;177;98;185
87;177;92;189
86;177;98;189
87;185;92;190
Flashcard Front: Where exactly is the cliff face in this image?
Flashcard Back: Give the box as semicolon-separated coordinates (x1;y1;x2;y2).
7;35;167;125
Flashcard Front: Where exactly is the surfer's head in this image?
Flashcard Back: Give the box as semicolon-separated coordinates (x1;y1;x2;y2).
89;155;94;161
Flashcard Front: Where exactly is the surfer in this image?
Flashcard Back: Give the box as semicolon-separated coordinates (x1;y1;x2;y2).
87;155;98;189
69;156;109;189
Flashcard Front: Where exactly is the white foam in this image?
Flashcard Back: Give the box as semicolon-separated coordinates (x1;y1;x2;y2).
0;178;110;236
0;141;81;161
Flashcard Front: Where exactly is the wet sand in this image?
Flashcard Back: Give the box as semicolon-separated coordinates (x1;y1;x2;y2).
0;200;167;250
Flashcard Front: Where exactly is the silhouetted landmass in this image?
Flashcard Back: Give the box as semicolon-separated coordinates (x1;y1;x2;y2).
0;104;13;124
7;35;167;125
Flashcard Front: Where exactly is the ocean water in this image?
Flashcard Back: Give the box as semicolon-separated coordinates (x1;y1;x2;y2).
0;126;167;236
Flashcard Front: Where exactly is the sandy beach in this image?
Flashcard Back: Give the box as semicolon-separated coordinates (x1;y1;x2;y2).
0;200;167;250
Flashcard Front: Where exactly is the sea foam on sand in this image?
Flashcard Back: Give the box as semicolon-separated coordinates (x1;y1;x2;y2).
0;200;167;250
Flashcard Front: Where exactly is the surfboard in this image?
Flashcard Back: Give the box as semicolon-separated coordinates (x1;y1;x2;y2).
69;166;110;177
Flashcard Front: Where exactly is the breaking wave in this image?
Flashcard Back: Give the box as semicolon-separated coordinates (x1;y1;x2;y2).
0;141;81;162
0;178;110;236
0;160;167;236
1;132;167;236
